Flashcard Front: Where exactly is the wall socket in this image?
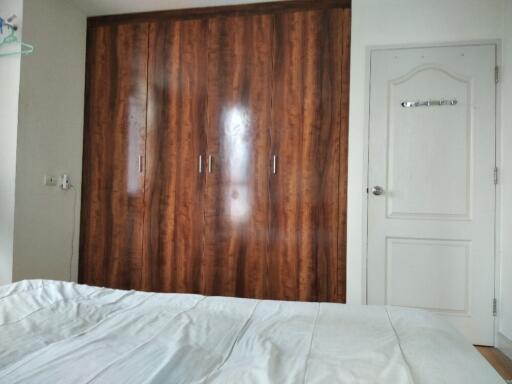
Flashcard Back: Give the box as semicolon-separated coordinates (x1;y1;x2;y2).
60;174;71;190
43;175;58;186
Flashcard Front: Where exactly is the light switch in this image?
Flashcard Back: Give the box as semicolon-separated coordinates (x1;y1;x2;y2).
43;175;58;186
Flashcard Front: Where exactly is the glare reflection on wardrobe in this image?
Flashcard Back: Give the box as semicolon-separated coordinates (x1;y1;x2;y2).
223;105;251;224
127;96;142;195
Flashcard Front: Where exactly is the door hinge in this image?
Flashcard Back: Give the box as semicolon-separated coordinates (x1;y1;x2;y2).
495;66;500;84
493;298;497;317
494;167;499;185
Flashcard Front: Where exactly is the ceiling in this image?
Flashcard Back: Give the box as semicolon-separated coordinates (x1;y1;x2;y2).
69;0;287;16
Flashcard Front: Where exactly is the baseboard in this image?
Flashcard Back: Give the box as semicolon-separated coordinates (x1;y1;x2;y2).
497;331;512;360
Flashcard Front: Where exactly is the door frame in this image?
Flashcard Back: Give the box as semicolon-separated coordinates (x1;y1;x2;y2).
359;40;502;344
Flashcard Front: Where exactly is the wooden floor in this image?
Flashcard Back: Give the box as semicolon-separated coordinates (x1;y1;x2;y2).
477;346;512;381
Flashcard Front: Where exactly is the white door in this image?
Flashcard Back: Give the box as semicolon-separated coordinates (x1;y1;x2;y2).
367;44;496;345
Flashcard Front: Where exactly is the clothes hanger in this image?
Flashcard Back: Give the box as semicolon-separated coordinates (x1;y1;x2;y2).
0;28;35;56
0;15;34;57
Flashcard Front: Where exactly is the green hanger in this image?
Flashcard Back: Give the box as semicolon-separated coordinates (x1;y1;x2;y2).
0;27;34;57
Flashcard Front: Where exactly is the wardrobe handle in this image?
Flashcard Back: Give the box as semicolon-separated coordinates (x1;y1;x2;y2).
199;155;203;174
208;155;213;173
138;155;144;173
272;155;277;175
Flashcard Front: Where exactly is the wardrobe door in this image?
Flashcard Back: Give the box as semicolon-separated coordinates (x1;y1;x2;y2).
204;14;274;298
142;19;208;293
80;23;149;290
269;8;350;303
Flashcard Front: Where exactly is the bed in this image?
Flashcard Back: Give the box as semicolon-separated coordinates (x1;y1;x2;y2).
0;280;504;384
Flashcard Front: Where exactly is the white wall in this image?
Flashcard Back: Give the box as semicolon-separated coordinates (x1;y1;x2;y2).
0;0;23;285
70;0;290;16
12;0;86;282
4;0;512;352
348;0;512;350
497;0;512;356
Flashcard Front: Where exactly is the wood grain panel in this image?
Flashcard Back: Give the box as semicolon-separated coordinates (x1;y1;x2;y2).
269;9;348;302
142;19;208;293
204;14;274;298
79;23;149;290
338;9;351;303
81;4;350;301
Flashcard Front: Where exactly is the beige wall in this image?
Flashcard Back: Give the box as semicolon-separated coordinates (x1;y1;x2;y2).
12;0;86;282
348;0;512;351
4;0;512;354
0;0;23;285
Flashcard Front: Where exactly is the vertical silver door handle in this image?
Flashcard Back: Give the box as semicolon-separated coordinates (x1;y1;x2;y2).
138;155;144;173
272;155;277;175
208;155;212;173
198;155;203;174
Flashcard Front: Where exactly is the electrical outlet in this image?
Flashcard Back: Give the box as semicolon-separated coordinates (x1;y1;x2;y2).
60;174;71;190
43;175;58;186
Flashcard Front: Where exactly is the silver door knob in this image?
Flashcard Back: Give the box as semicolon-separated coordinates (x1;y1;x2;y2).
372;186;384;196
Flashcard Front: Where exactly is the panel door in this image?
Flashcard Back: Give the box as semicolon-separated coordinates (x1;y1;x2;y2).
203;14;274;298
142;19;208;293
79;23;149;290
367;45;496;345
268;9;349;303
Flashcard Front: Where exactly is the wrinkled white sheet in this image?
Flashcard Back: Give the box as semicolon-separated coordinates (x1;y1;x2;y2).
0;280;504;384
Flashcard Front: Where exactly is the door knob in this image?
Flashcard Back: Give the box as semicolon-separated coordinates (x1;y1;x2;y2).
372;186;384;196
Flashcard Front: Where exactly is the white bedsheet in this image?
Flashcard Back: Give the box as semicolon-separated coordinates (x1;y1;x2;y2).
0;280;504;384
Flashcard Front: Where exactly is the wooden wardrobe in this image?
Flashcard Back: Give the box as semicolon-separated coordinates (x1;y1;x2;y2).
79;0;351;303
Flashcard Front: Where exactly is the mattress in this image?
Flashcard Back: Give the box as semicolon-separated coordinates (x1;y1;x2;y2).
0;280;504;384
